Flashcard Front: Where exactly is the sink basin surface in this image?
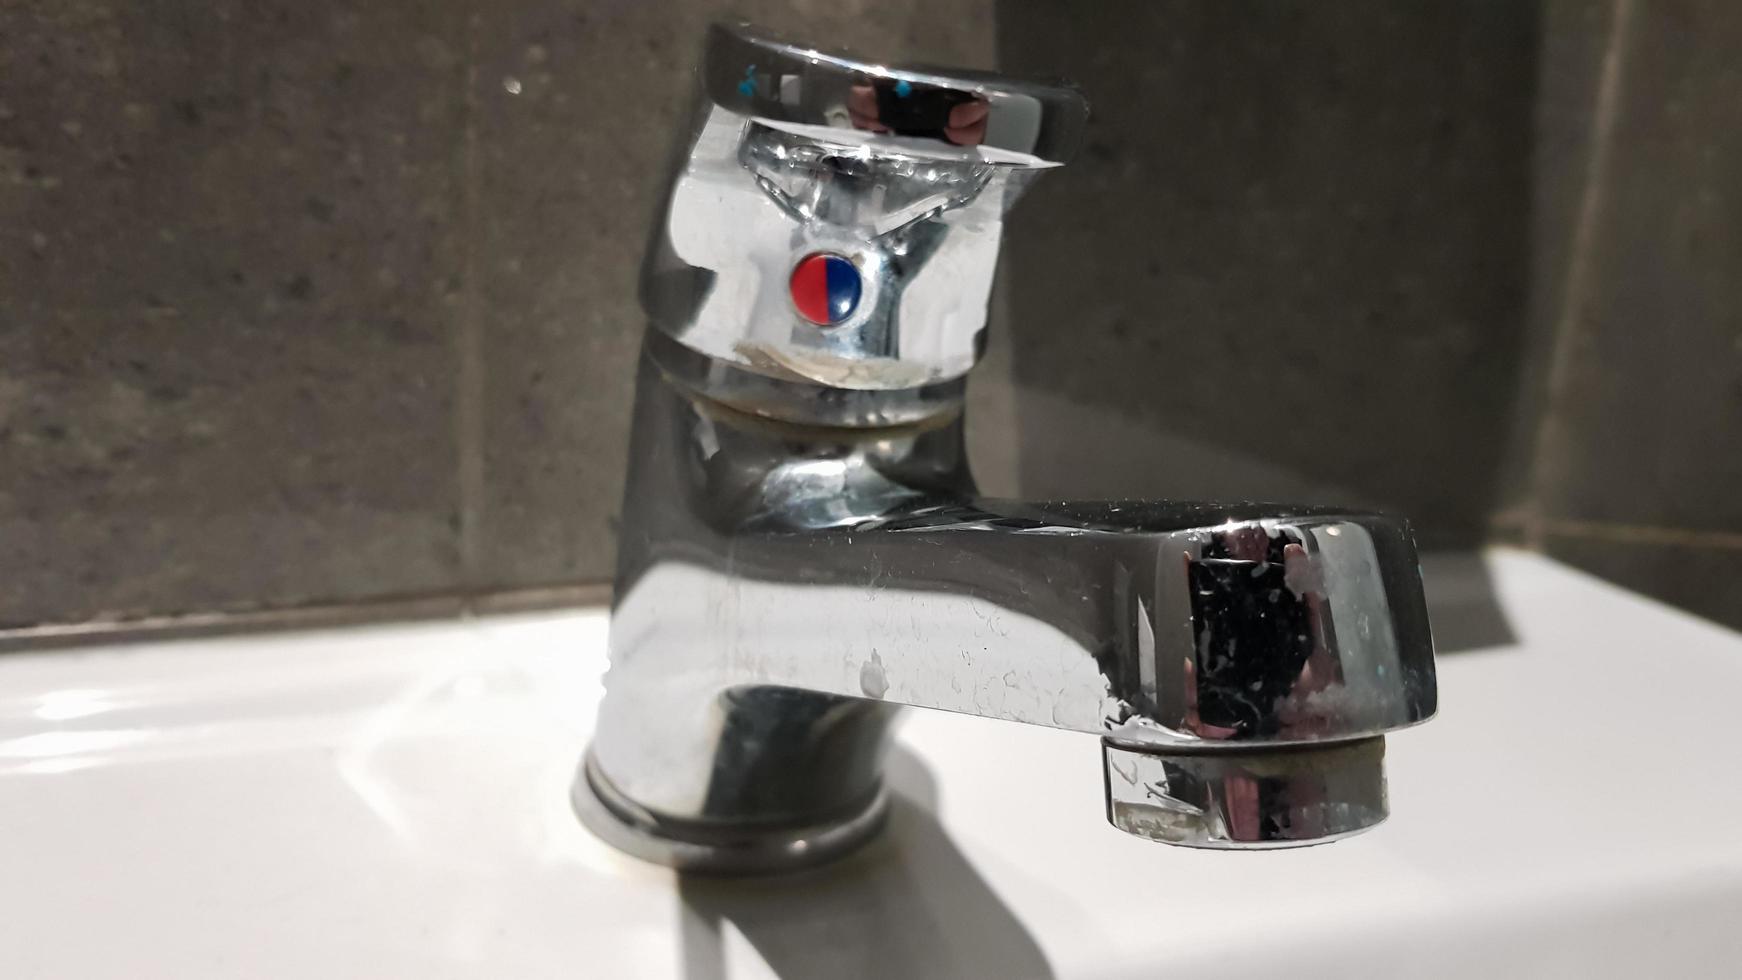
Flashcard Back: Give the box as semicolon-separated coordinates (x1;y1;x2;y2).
3;549;1740;978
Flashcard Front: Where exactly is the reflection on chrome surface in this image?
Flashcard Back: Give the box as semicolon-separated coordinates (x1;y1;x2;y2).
644;24;1086;398
577;24;1437;873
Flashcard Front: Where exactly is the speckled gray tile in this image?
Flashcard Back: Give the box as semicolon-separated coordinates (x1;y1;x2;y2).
0;2;468;627
994;1;1539;548
1492;0;1623;531
1531;1;1742;535
467;1;1000;589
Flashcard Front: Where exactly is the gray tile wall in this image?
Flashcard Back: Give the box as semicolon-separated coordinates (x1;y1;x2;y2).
3;1;473;627
3;0;1738;636
0;0;998;629
994;1;1539;549
1523;1;1742;628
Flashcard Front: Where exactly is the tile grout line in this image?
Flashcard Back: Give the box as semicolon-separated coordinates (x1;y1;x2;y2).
1540;517;1742;553
455;15;487;591
0;582;615;654
1522;0;1637;551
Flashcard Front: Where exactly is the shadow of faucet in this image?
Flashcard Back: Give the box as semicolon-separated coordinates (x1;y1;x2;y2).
676;744;1055;980
1420;552;1518;654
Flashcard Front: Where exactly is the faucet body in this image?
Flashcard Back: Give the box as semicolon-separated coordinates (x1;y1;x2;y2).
575;25;1437;873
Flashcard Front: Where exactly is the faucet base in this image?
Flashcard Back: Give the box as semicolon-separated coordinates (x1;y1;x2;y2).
572;751;889;875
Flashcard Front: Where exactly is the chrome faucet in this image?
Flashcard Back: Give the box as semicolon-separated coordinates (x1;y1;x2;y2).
573;23;1438;874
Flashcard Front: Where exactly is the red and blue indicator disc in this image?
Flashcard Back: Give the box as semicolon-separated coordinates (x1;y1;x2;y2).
789;252;862;326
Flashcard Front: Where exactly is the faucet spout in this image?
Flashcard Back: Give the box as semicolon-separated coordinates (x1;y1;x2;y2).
577;348;1434;870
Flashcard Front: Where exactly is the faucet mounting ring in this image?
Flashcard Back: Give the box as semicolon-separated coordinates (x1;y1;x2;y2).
573;751;889;875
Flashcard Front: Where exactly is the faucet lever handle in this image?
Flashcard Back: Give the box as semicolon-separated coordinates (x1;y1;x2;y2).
705;22;1088;169
642;23;1088;399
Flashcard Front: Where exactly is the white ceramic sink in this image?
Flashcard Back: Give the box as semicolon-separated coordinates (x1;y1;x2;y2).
4;549;1741;978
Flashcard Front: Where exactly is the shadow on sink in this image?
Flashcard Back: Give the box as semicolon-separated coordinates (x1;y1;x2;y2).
1420;552;1518;654
676;745;1055;980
